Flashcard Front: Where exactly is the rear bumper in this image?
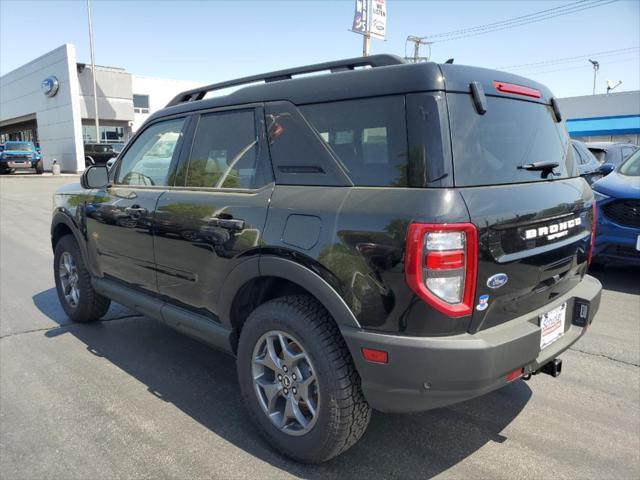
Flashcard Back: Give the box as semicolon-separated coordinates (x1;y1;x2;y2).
341;274;602;413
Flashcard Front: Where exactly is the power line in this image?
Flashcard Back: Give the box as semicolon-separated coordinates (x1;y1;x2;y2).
509;56;638;76
422;0;618;43
498;47;640;71
424;0;593;39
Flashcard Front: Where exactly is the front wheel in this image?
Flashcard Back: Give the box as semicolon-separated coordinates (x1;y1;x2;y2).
237;295;371;463
54;234;110;322
35;160;44;174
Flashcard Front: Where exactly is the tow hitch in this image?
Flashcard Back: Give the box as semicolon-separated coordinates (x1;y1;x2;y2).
523;358;562;380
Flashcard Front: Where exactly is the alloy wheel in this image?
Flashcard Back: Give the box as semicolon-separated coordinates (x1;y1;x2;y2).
58;251;80;308
251;330;320;436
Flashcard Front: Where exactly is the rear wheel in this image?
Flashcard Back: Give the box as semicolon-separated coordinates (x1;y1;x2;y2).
54;235;110;322
237;295;371;463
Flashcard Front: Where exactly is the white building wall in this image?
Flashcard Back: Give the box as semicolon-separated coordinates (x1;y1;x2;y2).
78;66;134;121
0;44;84;172
131;75;203;131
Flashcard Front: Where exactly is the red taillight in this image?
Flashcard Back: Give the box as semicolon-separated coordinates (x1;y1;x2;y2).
361;348;388;364
405;223;478;317
425;250;465;270
494;81;542;98
588;202;596;265
506;368;524;382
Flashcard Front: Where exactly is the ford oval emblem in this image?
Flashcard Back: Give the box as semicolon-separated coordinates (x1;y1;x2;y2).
487;273;508;289
41;76;60;97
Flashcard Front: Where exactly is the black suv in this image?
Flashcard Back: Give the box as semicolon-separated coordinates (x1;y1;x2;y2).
51;55;602;463
83;142;118;167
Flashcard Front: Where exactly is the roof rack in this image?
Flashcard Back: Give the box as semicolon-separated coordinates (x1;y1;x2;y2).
166;54;405;107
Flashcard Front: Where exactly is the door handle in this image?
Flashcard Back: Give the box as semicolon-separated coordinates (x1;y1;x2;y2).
125;206;148;217
207;217;245;231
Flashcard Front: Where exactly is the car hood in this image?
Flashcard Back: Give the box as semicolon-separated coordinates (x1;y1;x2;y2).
592;171;640;198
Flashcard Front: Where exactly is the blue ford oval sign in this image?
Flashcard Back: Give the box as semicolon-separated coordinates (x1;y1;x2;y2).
487;273;508;289
41;76;59;97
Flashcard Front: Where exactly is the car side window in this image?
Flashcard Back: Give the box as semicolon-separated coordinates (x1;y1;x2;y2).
185;110;266;189
621;146;637;161
116;118;185;186
300;96;409;187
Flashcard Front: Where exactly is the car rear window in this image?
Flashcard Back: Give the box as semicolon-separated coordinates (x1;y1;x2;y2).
300;96;409;187
448;93;576;187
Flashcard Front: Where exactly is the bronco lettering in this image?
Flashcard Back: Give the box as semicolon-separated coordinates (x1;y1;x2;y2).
524;217;582;240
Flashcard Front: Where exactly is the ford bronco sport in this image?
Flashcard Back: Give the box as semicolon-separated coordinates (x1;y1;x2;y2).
51;55;602;463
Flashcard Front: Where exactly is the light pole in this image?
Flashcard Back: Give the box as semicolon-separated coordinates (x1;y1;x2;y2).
588;59;599;96
87;0;100;143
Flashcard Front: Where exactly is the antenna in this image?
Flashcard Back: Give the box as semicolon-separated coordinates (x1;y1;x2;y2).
606;80;622;94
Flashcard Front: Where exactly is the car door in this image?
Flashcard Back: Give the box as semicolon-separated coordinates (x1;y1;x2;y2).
153;106;273;318
85;116;188;293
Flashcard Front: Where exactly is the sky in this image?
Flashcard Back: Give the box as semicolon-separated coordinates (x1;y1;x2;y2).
1;0;639;98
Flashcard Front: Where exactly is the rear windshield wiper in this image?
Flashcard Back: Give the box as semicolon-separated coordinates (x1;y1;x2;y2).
517;161;559;172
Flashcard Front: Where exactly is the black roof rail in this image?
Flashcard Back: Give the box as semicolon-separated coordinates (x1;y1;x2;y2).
166;54;406;107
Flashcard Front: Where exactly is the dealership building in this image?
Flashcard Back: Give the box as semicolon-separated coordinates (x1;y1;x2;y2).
559;90;640;145
1;44;639;172
0;44;202;172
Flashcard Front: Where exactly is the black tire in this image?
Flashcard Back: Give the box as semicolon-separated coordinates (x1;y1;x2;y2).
237;295;371;463
35;160;44;174
53;234;110;322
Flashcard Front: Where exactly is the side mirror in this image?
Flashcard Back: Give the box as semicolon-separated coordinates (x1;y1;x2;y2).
81;165;110;189
598;163;615;175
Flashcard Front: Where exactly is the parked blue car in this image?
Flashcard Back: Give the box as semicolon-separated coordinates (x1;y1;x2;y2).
0;141;43;174
591;149;640;265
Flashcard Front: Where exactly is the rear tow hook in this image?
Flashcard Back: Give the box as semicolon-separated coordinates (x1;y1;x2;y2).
522;358;562;381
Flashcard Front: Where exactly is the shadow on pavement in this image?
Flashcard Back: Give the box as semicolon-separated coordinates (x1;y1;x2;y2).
33;287;531;479
589;264;640;295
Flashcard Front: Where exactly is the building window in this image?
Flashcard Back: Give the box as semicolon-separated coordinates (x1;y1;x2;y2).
133;94;150;114
82;125;126;143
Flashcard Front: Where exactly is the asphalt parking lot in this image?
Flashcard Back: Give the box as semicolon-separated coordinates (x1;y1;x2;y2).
1;174;639;479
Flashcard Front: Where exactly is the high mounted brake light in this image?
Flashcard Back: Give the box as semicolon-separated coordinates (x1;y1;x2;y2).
405;223;478;317
493;81;542;99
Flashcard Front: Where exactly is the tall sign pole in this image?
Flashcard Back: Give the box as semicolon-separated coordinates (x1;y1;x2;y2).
87;0;100;143
352;0;386;57
362;0;370;56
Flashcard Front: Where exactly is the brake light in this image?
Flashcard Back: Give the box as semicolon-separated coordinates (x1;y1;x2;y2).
588;202;596;265
494;81;542;98
405;223;478;317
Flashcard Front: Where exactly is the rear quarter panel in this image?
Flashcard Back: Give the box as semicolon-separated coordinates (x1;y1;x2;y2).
262;186;471;335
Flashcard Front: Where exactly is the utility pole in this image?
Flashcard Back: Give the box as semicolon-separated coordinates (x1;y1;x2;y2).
588;59;599;96
405;36;431;63
87;0;100;143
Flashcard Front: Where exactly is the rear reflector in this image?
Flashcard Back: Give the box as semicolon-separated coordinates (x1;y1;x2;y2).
494;81;542;98
361;348;388;364
506;368;524;382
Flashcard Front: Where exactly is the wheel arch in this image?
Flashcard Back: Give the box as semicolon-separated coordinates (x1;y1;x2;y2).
219;256;360;354
51;211;91;272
